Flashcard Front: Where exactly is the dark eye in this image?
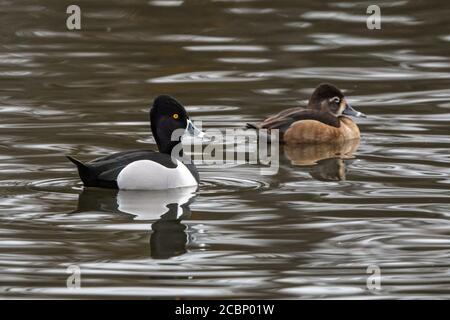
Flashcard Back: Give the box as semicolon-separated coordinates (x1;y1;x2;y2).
330;96;341;103
173;113;179;119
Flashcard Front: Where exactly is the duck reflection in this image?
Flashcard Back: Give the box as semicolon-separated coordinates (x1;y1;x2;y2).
283;139;359;181
76;186;197;259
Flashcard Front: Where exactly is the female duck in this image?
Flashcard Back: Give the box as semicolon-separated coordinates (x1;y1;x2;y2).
248;83;366;144
67;95;204;190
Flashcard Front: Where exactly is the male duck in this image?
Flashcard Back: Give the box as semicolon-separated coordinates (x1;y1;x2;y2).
67;95;204;190
248;83;366;144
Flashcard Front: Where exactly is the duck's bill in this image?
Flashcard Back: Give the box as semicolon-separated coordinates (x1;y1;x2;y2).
186;119;205;138
343;103;366;118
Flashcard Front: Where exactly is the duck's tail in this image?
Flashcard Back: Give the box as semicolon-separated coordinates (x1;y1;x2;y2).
66;156;90;186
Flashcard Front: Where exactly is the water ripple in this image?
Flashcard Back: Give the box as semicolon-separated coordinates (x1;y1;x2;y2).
1;0;450;299
245;67;450;81
302;11;420;25
149;71;263;83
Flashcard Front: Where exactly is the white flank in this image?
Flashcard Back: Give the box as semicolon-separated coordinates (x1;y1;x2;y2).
117;159;198;190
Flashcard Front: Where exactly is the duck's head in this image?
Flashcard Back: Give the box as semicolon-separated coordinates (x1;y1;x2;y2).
150;95;204;154
308;83;366;118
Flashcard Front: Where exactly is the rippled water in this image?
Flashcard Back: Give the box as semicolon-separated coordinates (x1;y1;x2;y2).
1;0;450;299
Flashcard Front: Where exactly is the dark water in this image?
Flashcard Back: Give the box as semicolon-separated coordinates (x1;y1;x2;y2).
1;0;450;299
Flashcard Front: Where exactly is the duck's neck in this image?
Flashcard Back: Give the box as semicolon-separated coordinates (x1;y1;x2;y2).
158;139;183;157
307;102;320;110
152;121;184;157
308;103;338;118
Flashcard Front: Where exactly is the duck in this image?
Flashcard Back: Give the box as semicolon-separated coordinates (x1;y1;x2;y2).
67;95;204;190
247;83;366;144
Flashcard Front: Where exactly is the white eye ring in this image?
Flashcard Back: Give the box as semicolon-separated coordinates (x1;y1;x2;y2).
330;96;341;103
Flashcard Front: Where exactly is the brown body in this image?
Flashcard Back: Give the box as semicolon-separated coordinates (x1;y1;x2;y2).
283;116;360;144
255;107;361;144
251;83;365;145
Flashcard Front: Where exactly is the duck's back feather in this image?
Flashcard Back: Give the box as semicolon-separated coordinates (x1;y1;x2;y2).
247;108;341;143
260;108;340;131
247;107;360;144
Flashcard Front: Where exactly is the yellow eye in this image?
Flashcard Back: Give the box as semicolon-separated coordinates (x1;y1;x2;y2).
173;113;179;119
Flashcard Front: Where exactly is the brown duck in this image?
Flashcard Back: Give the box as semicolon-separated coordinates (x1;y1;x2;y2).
248;83;366;144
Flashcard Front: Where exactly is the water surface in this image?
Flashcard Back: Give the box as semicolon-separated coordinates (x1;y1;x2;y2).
1;0;450;299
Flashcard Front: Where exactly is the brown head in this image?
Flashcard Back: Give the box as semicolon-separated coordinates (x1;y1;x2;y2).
307;83;366;118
